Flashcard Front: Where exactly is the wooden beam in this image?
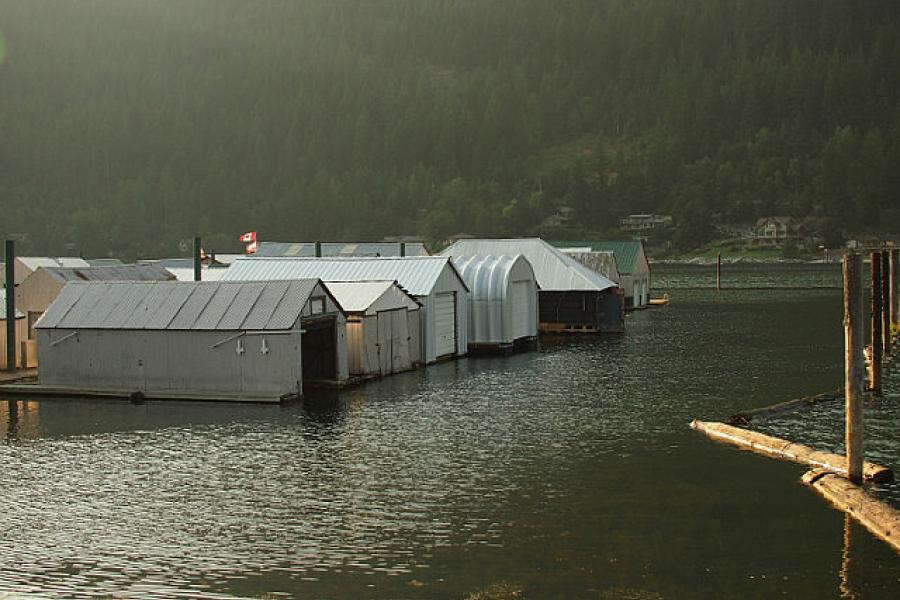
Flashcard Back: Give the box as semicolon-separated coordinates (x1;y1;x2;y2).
803;470;900;554
726;388;843;426
844;253;865;483
690;420;893;483
881;250;891;354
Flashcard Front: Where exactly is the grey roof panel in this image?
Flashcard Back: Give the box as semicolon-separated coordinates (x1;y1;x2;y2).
217;282;266;330
33;283;89;328
256;241;429;258
268;280;320;329
191;284;241;329
144;283;195;329
242;280;291;330
37;280;320;331
169;284;218;329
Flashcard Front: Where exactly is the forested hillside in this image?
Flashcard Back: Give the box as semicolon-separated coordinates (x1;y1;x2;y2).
2;0;899;257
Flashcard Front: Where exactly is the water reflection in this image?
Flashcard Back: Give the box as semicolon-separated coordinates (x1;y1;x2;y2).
0;266;898;598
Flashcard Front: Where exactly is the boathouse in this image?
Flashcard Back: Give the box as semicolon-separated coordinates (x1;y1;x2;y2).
450;255;539;352
223;256;469;364
325;281;421;377
440;238;624;333
553;240;651;308
35;280;349;401
0;256;90;286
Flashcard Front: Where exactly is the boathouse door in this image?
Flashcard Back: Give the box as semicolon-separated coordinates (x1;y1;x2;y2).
301;317;337;382
433;292;456;358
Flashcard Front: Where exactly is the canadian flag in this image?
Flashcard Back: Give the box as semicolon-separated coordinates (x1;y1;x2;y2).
245;241;258;254
239;231;257;243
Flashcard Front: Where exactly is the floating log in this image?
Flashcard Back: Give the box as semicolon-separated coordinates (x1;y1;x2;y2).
803;470;900;554
726;388;843;425
690;420;894;483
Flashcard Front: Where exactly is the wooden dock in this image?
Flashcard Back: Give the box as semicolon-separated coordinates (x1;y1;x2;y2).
0;381;289;404
0;368;37;385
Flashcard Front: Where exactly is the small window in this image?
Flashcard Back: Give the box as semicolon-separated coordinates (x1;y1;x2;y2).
310;297;325;314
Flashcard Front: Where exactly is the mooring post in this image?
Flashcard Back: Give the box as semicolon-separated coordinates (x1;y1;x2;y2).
881;250;891;355
870;251;883;394
844;253;865;484
891;249;899;333
315;241;322;257
716;253;722;290
400;242;406;257
193;237;202;282
4;240;16;371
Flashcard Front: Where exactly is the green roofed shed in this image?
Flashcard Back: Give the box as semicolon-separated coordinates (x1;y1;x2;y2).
551;240;651;308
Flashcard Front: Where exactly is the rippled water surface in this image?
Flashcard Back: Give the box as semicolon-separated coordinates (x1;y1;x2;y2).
1;264;899;599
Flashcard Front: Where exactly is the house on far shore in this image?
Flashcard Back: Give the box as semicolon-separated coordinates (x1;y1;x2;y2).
620;214;673;236
552;240;650;308
747;216;802;248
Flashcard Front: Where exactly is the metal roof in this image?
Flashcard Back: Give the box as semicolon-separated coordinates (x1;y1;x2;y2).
560;251;621;285
451;255;535;301
18;257;90;270
42;264;176;284
325;281;420;314
255;241;429;258
36;280;321;331
222;256;466;296
551;240;645;274
439;239;615;292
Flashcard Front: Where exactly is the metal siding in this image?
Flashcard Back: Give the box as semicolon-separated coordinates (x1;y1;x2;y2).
433;293;456;357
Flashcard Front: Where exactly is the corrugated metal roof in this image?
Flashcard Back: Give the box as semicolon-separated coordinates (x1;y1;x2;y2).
561;251;621;284
36;280;320;331
551;240;644;274
324;281;419;313
255;241;429;258
42;264;175;284
222;256;465;296
439;239;615;292
18;257;90;270
451;255;535;301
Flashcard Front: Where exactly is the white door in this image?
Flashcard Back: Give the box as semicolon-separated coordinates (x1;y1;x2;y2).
377;312;392;375
433;292;456;357
391;310;410;372
510;281;533;341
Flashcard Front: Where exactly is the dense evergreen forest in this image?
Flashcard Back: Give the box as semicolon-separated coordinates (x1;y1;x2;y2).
2;0;900;258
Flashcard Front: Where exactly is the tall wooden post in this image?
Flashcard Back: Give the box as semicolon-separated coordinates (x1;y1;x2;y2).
891;249;899;332
881;250;891;355
4;240;15;371
716;253;722;290
870;251;883;394
193;237;202;282
844;253;865;484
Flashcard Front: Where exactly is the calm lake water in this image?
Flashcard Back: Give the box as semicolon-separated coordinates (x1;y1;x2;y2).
1;264;899;599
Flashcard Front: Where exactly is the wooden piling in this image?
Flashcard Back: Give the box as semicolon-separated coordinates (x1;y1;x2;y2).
716;253;721;290
891;249;899;332
4;240;15;371
843;254;865;484
803;470;900;554
870;251;883;394
690;420;893;483
881;250;891;355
